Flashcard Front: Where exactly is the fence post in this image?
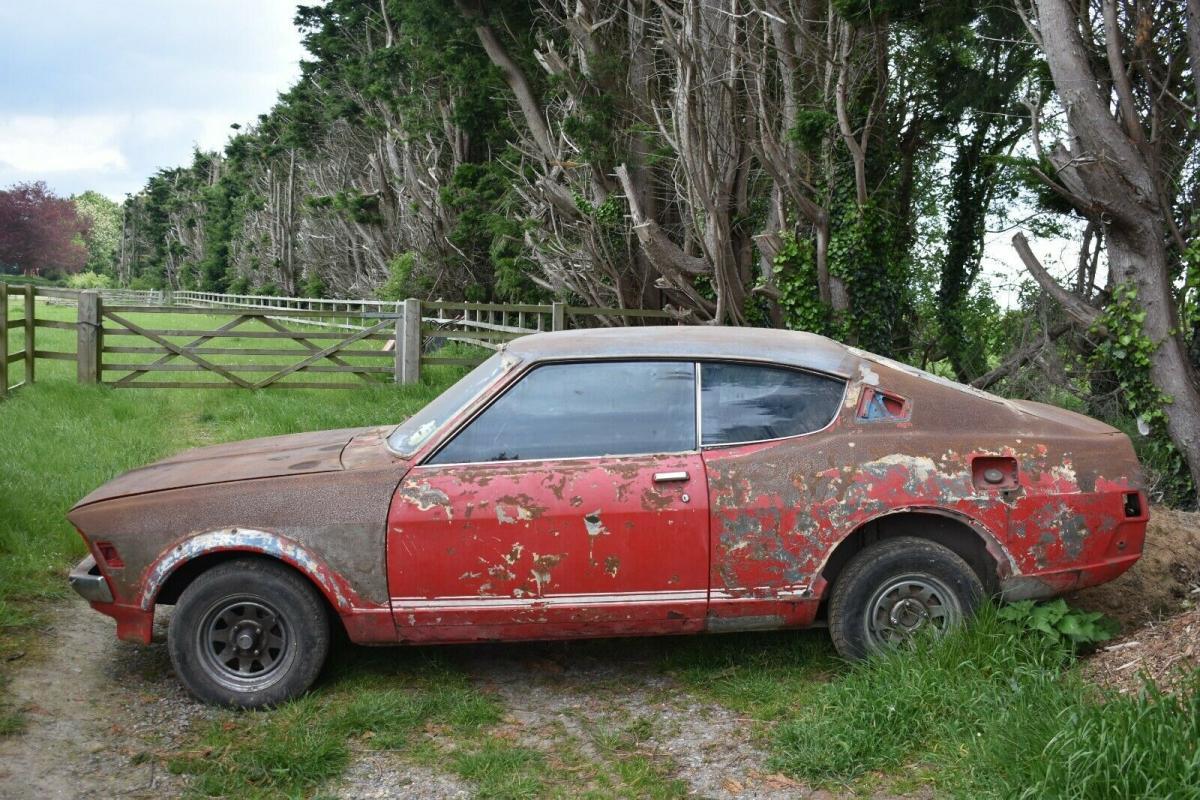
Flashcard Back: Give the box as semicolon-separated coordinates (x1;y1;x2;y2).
163;287;174;306
395;298;421;385
77;290;101;385
0;283;8;398
23;285;34;386
551;301;565;331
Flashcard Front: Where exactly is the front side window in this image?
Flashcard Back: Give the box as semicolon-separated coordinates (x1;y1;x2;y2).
429;361;696;465
700;362;844;446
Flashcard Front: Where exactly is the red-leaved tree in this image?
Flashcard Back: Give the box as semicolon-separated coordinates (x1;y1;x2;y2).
0;182;90;277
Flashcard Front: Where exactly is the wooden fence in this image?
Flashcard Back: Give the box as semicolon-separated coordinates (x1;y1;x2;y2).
0;286;675;395
0;284;36;396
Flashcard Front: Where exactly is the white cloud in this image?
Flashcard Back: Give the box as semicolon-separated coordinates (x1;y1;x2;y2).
0;0;304;198
0;115;127;173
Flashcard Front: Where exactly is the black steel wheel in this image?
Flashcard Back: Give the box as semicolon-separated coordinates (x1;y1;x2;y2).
828;536;982;660
197;597;292;692
168;558;330;707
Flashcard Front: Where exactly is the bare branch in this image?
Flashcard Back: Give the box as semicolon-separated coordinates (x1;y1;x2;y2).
1012;233;1103;330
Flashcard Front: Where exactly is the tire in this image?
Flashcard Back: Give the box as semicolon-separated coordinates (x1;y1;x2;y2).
828;536;983;661
168;558;330;708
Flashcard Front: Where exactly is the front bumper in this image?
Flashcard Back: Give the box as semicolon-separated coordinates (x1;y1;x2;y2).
68;555;114;603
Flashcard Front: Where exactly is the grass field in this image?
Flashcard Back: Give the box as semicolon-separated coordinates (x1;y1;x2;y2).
2;296;1198;798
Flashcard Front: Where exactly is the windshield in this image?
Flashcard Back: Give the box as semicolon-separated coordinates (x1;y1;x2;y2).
386;351;519;457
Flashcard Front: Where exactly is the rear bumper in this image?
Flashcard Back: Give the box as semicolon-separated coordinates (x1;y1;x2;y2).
1000;552;1141;601
68;555;113;603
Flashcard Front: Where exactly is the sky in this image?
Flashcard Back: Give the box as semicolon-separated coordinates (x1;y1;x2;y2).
0;1;306;201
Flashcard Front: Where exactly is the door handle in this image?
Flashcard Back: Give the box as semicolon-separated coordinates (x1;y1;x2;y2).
653;470;690;483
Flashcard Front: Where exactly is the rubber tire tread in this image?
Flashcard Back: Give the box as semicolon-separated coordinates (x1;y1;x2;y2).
168;557;330;708
828;536;983;661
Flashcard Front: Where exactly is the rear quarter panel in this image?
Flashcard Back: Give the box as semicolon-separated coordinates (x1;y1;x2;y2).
705;356;1145;604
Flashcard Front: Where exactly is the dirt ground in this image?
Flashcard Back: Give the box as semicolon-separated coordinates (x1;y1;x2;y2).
2;507;1197;799
0;601;841;800
0;605;212;799
1069;507;1200;628
1081;605;1199;695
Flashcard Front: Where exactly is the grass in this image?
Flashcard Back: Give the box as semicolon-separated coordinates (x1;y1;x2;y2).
168;643;691;799
0;274;60;287
169;648;504;798
662;628;840;721
672;608;1200;798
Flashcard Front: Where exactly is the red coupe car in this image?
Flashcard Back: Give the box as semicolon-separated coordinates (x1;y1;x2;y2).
68;327;1148;706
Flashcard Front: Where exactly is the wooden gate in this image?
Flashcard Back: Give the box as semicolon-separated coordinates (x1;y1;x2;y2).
93;300;399;389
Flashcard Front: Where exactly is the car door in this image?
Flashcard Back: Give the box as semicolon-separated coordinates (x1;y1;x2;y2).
698;361;848;631
387;360;709;642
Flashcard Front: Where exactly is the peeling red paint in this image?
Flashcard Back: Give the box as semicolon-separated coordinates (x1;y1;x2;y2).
387;452;709;638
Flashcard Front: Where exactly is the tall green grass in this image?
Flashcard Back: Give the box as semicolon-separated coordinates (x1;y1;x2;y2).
766;607;1200;798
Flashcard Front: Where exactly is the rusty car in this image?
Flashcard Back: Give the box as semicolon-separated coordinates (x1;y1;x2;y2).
67;327;1148;706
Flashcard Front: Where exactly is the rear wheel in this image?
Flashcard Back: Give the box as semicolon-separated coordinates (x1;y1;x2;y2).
828;537;982;660
168;558;330;707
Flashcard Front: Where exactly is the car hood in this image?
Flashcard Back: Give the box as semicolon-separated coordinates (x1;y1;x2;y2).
72;426;381;508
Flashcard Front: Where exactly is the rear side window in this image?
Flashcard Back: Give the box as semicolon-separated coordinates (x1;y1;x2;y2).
429;361;696;464
700;362;844;446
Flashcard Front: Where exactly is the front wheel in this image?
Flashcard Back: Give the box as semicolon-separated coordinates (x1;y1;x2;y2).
168;558;330;707
828;537;983;660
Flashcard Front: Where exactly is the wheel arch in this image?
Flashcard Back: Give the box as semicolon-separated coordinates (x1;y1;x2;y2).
141;529;359;617
815;508;1015;600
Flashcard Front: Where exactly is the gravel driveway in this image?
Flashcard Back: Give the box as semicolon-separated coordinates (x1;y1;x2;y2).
0;601;839;799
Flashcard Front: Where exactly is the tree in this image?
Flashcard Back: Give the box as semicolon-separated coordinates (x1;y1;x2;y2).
1018;0;1200;492
0;182;90;278
72;191;122;276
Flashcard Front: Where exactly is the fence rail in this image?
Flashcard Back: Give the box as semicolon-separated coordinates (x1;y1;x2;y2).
0;286;677;395
43;287;165;306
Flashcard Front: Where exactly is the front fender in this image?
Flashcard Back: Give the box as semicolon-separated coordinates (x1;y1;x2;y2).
139;528;363;613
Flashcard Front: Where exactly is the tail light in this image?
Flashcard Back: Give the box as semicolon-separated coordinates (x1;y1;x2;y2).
1123;491;1144;519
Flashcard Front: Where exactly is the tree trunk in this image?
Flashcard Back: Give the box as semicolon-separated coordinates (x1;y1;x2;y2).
1034;0;1200;490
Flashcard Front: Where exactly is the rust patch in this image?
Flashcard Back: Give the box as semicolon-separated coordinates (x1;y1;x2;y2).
400;481;452;516
640;487;673;512
501;543;525;565
542;473;568;501
530;553;565;595
496;504;533;524
494;493;547;524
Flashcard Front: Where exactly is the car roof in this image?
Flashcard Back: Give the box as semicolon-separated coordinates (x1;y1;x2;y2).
503;326;861;378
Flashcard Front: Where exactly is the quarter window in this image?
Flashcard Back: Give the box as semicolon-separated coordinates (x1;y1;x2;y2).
429;361;696;464
700;362;844;446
